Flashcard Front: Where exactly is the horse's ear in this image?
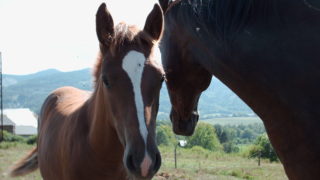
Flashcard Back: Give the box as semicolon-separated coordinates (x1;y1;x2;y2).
143;4;164;41
159;0;170;12
96;3;114;47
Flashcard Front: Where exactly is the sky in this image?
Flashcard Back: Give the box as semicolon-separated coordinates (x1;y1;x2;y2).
0;0;158;75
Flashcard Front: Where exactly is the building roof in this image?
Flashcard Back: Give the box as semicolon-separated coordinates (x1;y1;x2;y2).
2;114;15;126
3;108;37;127
2;108;38;135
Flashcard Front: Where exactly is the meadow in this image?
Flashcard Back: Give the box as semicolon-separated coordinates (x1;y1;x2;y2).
0;143;287;180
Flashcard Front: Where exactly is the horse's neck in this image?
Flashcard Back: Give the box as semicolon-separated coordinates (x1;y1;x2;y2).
87;80;124;162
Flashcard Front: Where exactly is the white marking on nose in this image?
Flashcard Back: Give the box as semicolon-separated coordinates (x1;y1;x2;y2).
140;153;152;177
122;50;148;145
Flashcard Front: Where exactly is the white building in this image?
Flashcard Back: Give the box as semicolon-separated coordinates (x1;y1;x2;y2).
3;108;37;136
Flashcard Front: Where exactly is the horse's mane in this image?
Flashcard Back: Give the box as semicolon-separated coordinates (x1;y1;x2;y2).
92;23;155;87
166;0;279;41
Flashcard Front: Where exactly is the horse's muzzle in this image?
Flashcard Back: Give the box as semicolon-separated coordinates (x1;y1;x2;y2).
125;149;161;179
170;109;199;136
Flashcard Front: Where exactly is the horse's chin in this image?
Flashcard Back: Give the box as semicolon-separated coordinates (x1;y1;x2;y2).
125;171;154;180
126;175;152;180
170;110;199;136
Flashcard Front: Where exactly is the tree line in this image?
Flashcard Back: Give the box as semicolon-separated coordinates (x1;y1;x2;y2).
156;121;278;162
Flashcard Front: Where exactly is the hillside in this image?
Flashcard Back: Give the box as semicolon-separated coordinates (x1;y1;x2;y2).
3;68;255;119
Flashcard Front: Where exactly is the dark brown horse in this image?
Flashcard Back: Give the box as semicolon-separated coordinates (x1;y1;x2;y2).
159;0;320;179
10;3;165;180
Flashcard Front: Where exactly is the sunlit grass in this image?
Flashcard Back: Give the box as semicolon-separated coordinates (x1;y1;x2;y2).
0;143;41;180
154;146;287;180
0;143;287;180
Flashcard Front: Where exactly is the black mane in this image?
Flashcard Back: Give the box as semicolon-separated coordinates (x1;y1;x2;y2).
166;0;279;41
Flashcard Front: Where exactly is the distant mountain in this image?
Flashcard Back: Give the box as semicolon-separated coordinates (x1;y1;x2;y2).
3;68;255;119
3;69;92;113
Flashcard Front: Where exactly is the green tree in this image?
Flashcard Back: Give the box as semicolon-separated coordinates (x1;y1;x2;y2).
248;133;278;162
241;129;255;140
186;123;222;151
223;142;240;153
3;131;25;143
156;125;175;146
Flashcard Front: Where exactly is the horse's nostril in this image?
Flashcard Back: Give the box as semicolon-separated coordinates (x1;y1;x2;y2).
153;152;161;172
126;154;137;172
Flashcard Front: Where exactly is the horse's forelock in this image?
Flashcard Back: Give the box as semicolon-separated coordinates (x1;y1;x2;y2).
92;22;157;89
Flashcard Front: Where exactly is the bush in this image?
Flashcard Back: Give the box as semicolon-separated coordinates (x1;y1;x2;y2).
186;123;222;151
248;134;278;162
156;125;175;146
0;142;18;149
26;135;38;145
3;131;25;143
223;142;240;153
190;145;209;154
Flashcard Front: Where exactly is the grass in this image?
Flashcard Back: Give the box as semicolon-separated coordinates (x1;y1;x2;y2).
0;143;287;180
153;146;287;180
202;117;262;125
0;143;41;180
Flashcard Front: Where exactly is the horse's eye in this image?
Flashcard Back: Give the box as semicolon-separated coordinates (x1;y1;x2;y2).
102;76;111;88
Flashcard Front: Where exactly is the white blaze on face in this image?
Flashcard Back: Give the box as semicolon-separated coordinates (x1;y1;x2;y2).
122;51;148;144
122;50;153;176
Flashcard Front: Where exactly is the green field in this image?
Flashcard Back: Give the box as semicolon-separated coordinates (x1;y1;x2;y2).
0;143;41;180
0;143;287;180
202;117;262;125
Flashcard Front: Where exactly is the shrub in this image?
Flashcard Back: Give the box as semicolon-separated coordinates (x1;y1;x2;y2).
0;142;18;149
26;135;38;145
248;134;278;162
223;142;240;153
186;123;222;151
156;125;175;146
190;145;209;154
3;131;25;143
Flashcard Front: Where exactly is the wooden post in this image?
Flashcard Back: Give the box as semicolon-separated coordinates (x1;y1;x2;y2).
258;150;261;166
0;52;3;142
174;143;178;168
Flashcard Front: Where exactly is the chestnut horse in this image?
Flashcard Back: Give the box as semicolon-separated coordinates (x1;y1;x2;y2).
159;0;320;179
10;3;165;180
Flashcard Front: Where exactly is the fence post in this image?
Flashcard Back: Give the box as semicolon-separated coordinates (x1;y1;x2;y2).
258;150;261;166
174;143;177;168
0;52;3;142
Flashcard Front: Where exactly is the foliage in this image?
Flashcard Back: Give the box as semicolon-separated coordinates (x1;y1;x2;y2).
186;123;222;151
3;131;25;143
1;131;37;146
0;131;27;149
189;145;210;154
0;142;18;149
156;122;268;155
26;135;38;145
222;142;240;153
248;134;278;162
156;125;175;146
214;123;266;145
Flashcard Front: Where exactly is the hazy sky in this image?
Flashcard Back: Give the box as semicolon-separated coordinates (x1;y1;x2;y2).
0;0;157;75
